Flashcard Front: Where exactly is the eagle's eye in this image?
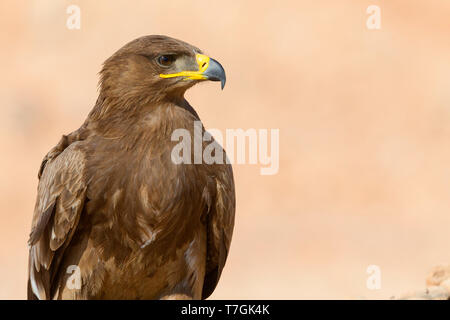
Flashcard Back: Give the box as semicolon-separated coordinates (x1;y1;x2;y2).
157;55;176;67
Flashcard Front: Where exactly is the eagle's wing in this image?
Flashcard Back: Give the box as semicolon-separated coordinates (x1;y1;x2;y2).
27;141;88;300
202;163;236;299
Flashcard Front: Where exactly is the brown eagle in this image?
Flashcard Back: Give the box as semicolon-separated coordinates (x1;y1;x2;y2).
27;35;235;300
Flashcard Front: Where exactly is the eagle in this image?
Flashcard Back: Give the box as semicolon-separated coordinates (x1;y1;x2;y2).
27;35;235;300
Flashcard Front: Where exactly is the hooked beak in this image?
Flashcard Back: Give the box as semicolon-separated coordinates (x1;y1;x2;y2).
160;54;226;90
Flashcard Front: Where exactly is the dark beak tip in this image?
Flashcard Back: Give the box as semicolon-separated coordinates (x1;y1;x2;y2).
221;78;226;90
204;57;226;90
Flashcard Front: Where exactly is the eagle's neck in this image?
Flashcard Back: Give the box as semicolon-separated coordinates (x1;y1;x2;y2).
85;93;200;138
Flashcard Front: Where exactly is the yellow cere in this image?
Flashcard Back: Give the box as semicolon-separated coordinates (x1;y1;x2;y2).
160;54;210;80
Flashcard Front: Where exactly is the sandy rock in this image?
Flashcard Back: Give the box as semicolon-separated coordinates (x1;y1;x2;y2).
426;265;450;288
395;265;450;300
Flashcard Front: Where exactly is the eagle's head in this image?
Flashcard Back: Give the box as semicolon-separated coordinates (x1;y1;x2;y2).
98;35;226;104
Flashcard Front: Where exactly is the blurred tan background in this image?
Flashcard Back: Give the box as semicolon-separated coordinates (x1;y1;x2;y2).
1;0;450;299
